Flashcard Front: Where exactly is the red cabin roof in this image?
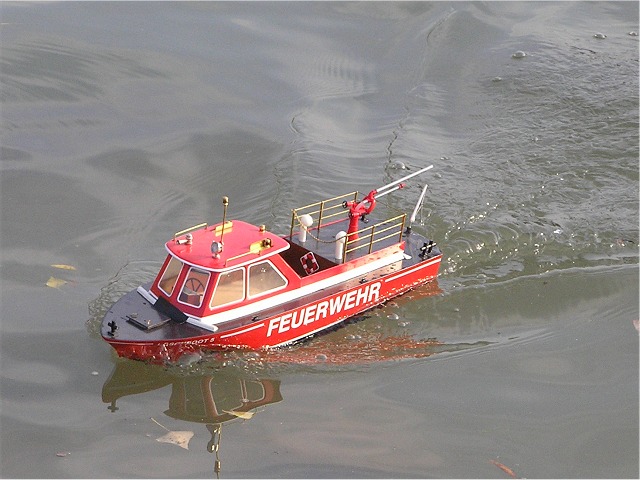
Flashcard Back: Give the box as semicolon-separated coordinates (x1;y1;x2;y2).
166;220;289;271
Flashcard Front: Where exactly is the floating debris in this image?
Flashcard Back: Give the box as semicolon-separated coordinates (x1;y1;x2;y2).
492;76;503;82
633;319;639;333
387;313;400;321
151;417;194;450
490;459;518;478
56;451;70;458
629;31;638;36
51;264;76;271
91;371;99;376
315;353;328;362
223;409;255;420
46;276;67;289
512;50;526;59
615;238;635;246
594;32;607;39
156;430;194;450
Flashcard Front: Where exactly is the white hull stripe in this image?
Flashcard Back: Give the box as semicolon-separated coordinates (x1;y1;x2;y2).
271;269;440;347
187;250;405;331
383;256;441;284
222;257;439;343
220;322;265;339
137;285;157;304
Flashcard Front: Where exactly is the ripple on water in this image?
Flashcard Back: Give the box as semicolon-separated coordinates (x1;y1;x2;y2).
86;260;161;336
3;361;70;386
428;29;639;283
1;41;166;103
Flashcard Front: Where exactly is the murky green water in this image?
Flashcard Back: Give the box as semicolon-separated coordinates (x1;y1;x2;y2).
1;2;638;478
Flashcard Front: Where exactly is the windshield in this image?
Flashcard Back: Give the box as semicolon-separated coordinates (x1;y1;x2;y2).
158;256;183;296
178;266;210;308
210;268;245;308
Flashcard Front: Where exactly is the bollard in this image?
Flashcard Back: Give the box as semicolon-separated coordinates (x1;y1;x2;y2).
335;231;347;262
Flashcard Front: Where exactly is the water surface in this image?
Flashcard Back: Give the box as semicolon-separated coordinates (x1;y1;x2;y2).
1;2;638;478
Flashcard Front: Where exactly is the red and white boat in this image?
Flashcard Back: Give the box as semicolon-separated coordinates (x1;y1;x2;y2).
101;165;442;362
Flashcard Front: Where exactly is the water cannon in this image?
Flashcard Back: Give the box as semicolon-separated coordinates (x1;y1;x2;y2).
343;165;433;239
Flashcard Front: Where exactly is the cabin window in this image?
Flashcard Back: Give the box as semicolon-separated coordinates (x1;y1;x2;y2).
248;261;287;298
210;268;245;308
158;256;183;296
178;267;210;308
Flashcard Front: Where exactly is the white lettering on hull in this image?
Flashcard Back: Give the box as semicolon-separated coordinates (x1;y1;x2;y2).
267;282;381;337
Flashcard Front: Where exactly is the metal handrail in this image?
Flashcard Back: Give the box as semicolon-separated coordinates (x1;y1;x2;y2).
289;191;359;239
174;223;208;242
342;214;406;263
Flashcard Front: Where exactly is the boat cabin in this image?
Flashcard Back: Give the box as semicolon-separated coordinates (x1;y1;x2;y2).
148;220;298;319
144;191;413;331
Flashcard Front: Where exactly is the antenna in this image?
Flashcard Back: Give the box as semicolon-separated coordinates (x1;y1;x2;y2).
220;196;229;243
211;196;229;258
406;183;429;234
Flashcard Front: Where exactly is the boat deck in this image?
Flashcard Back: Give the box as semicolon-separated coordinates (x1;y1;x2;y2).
290;216;396;261
287;192;409;265
283;207;440;281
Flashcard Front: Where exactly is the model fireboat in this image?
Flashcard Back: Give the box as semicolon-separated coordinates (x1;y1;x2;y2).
101;165;442;362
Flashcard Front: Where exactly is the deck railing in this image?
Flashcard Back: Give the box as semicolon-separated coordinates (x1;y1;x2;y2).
290;193;407;263
289;191;359;239
341;213;406;263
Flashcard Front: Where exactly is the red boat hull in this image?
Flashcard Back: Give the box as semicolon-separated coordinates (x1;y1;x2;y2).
103;255;441;362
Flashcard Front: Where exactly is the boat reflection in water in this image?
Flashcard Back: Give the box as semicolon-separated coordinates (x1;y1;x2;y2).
102;360;282;477
101;280;443;477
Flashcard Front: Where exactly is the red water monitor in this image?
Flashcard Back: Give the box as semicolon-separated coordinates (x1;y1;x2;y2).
343;189;379;240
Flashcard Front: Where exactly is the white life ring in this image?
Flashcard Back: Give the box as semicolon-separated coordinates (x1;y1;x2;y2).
300;252;320;275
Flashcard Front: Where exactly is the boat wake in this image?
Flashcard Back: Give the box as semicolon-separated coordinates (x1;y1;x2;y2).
86;260;161;337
